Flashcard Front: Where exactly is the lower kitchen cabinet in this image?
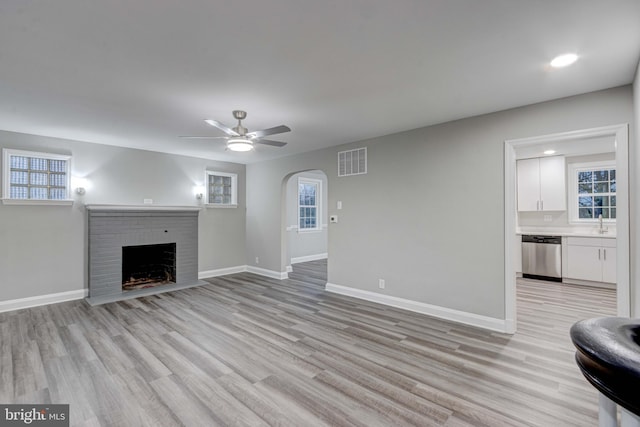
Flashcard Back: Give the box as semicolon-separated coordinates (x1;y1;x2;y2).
565;237;616;283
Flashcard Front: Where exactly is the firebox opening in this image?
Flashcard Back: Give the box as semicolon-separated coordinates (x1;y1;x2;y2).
122;243;176;291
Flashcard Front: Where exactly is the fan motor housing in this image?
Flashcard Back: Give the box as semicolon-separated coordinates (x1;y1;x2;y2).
232;110;247;120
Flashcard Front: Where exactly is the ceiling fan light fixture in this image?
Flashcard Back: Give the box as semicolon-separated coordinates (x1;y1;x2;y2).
227;138;254;152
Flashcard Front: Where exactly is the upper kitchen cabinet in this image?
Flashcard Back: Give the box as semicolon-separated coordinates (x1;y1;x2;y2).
517;156;566;211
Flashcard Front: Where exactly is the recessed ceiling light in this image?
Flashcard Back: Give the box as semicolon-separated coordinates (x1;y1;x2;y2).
550;53;578;68
544;150;556;155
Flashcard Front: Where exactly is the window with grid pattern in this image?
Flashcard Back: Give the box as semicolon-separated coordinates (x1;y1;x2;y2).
568;161;616;222
298;178;321;231
2;149;71;202
205;171;237;206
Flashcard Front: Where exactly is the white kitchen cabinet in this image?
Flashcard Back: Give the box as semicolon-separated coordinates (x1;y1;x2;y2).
601;246;617;283
566;237;616;283
517;156;566;211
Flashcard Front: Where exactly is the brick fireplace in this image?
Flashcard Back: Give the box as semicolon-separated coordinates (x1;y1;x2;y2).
86;205;205;305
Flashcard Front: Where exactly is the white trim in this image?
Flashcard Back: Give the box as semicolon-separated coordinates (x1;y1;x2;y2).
205;170;238;206
298;177;322;232
2;148;72;201
198;265;247;279
200;265;290;280
291;253;328;264
1;198;74;206
0;289;87;313
325;283;508;333
204;204;237;209
567;160;617;224
505;124;630;334
286;224;328;232
85;204;201;211
246;266;289;280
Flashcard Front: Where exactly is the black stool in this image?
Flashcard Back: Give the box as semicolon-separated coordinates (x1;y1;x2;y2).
570;317;640;427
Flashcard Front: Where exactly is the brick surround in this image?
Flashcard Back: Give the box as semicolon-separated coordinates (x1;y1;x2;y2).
86;206;203;305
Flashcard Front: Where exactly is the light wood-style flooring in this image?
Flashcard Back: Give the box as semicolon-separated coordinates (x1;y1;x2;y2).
0;260;616;426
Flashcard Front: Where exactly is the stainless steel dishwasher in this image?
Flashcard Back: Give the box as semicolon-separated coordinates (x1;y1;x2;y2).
521;235;562;282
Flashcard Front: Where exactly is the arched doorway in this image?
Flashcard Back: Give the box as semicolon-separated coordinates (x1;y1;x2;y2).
281;169;329;285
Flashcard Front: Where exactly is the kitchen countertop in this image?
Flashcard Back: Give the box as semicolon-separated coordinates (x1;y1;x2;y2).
516;228;616;239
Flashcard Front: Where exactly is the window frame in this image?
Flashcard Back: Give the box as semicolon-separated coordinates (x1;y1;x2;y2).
297;177;322;232
204;170;238;208
2;148;73;205
568;160;616;224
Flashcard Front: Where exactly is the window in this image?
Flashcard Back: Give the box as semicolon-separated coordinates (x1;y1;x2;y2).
298;178;321;231
568;161;616;222
2;149;72;204
205;171;237;206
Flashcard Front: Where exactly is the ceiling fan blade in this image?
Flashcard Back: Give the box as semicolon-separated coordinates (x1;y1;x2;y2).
247;125;291;138
179;136;228;140
204;119;239;136
255;139;287;147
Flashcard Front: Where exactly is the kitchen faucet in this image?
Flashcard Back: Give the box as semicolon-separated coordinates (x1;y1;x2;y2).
598;214;608;234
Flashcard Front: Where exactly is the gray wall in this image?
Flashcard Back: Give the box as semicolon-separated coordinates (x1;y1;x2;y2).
0;131;245;302
246;86;634;320
285;171;328;264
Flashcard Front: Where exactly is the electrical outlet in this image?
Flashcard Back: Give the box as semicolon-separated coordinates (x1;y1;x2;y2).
544;215;552;222
143;198;153;204
255;257;259;264
378;279;385;289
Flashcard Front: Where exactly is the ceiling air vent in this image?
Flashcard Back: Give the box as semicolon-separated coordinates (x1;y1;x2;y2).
338;147;367;177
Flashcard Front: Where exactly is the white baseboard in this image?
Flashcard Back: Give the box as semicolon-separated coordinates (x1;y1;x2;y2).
0;264;289;314
0;289;88;313
325;283;508;333
200;265;289;280
246;266;288;280
199;265;247;279
291;253;328;264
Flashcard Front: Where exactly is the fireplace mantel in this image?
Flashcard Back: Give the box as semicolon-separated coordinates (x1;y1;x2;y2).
85;204;202;212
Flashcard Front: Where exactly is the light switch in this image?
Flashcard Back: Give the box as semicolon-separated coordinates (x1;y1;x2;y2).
337;201;342;210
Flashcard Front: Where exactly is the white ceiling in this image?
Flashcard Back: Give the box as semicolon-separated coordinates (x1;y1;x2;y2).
1;1;639;164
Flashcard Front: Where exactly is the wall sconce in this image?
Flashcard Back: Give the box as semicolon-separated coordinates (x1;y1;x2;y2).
193;185;205;201
72;177;90;196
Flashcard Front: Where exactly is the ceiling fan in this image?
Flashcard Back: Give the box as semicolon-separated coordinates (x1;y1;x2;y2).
181;110;290;152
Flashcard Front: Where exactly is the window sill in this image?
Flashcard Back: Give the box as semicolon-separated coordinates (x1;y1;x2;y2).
205;203;238;209
1;198;74;206
287;224;328;232
297;227;326;234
